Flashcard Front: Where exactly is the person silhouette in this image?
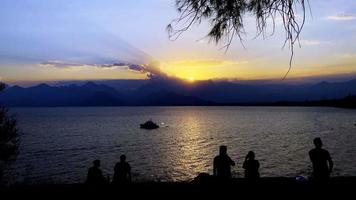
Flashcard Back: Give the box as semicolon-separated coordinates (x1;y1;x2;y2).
113;154;132;184
213;145;235;179
309;137;333;180
86;160;106;185
242;151;260;179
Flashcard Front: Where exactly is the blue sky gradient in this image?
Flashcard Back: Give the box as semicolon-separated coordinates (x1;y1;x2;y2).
0;0;356;84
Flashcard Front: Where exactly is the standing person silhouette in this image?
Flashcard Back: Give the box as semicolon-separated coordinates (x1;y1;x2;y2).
309;137;333;180
113;154;132;184
242;151;260;179
213;145;235;179
86;160;106;185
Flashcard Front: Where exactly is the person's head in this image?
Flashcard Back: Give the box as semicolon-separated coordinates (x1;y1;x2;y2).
93;160;101;168
246;151;255;160
313;137;323;149
219;145;227;156
120;154;126;162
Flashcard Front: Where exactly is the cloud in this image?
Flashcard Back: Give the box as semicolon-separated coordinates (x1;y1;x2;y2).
110;63;146;72
111;62;164;77
299;40;331;46
338;53;356;59
127;64;146;72
111;63;128;67
300;40;321;46
98;64;119;68
39;60;166;79
40;61;127;70
40;61;87;69
327;13;356;21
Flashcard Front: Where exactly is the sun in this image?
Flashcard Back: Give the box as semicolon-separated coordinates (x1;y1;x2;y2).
188;76;195;82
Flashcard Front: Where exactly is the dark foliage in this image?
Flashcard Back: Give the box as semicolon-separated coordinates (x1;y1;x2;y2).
0;83;19;161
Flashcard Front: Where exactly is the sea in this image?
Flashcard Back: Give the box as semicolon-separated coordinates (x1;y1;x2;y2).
3;106;356;184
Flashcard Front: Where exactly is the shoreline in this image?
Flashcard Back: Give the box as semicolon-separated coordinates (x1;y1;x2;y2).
1;177;355;197
7;104;356;108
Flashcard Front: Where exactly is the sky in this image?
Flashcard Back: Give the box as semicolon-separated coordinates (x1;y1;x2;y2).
0;0;356;84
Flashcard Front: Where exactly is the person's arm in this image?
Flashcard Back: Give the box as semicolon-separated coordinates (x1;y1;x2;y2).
213;157;217;176
86;169;91;183
230;157;235;166
128;165;132;182
243;154;249;169
327;152;333;173
99;170;106;184
309;150;314;163
242;160;247;169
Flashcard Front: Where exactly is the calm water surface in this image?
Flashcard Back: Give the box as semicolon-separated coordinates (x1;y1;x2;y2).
4;106;356;184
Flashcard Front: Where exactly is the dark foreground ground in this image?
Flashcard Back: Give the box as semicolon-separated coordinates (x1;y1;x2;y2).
1;177;355;199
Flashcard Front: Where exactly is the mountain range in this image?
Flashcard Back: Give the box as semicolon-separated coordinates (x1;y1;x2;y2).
1;79;356;107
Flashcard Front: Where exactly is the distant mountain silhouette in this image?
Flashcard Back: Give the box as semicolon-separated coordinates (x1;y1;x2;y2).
131;79;356;103
0;82;124;106
257;95;356;108
139;90;214;106
1;79;356;107
0;81;212;106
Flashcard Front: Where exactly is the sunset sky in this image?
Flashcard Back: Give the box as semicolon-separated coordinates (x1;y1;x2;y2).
0;0;356;84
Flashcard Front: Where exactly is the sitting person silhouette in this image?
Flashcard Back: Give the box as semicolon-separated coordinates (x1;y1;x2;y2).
113;154;132;184
213;145;235;179
86;159;106;185
309;137;333;180
242;151;260;179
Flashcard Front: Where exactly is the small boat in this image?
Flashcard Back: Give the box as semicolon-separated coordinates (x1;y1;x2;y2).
140;120;159;130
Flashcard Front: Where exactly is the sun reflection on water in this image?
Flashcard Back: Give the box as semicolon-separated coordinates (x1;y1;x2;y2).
169;112;213;181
